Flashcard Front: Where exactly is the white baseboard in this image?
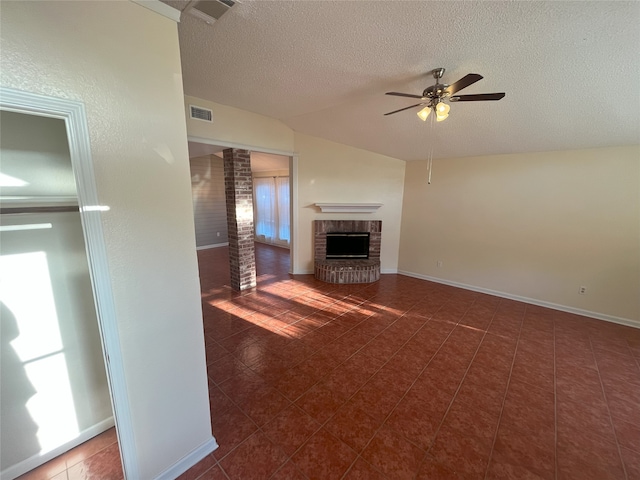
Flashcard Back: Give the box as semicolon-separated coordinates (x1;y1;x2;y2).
293;268;314;275
398;270;639;329
254;238;291;249
154;437;218;480
381;268;398;274
1;417;115;480
196;242;228;250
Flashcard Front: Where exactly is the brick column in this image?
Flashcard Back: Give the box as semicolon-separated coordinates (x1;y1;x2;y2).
223;148;256;291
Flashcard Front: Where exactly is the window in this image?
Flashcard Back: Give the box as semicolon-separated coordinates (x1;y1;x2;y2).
254;176;290;246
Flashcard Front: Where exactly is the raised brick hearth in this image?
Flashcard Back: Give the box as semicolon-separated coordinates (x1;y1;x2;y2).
314;220;381;284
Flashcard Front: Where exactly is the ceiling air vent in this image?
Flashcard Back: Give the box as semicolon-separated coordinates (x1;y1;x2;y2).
190;105;213;123
187;0;236;25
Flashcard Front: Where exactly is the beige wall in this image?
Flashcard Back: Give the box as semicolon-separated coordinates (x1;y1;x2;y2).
398;146;640;324
1;2;212;478
185;95;294;152
294;133;406;274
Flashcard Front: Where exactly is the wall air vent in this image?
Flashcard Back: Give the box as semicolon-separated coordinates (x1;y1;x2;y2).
187;0;236;25
190;105;213;123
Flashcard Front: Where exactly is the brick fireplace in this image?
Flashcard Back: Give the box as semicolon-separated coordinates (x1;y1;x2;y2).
314;220;381;284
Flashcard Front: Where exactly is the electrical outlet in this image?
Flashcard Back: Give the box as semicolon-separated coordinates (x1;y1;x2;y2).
217;232;220;237
579;286;587;295
437;260;443;268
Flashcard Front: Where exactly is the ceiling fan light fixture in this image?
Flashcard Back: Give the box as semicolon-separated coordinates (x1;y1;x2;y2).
435;101;450;115
417;106;431;121
434;101;450;121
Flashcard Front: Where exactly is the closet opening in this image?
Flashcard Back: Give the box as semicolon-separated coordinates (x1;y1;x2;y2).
0;90;129;480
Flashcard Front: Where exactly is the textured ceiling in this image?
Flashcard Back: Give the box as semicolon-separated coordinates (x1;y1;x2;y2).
171;1;640;161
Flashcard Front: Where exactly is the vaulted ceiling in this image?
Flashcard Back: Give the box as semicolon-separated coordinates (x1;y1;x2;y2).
166;1;639;161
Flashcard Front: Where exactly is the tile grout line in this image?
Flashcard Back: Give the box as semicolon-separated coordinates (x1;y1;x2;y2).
418;297;519;475
481;301;526;480
196;249;640;480
588;335;629;480
349;294;492;479
301;297;429;480
197;254;353;479
207;289;415;480
554;315;558;480
214;284;476;478
411;299;501;478
337;296;467;480
265;287;417;480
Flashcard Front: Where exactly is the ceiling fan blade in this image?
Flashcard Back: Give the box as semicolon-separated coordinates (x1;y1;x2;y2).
384;103;425;116
445;73;483;95
449;93;506;102
386;92;425;99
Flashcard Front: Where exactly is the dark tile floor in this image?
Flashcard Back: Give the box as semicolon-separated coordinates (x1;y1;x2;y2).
20;244;640;479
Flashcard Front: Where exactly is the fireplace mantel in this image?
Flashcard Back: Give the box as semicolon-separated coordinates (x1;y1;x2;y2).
314;203;382;213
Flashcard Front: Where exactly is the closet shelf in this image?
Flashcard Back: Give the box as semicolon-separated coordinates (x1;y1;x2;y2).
1;196;79;214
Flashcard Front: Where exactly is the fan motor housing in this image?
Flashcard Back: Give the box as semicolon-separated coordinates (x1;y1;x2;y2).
423;84;449;98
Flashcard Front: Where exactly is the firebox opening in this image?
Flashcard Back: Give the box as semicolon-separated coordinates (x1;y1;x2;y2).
326;232;369;259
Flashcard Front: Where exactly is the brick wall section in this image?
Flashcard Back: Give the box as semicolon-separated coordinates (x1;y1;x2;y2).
313;220;382;284
223;148;256;291
313;220;382;260
315;259;380;284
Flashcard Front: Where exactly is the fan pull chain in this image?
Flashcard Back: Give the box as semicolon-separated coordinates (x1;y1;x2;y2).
427;111;435;184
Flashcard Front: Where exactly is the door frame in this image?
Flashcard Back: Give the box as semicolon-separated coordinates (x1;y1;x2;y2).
0;87;137;478
187;135;298;274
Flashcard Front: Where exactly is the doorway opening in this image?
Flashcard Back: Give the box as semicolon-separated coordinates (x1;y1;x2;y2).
186;140;295;278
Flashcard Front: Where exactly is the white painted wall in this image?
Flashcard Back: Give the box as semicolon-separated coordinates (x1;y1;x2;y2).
398;146;640;325
0;2;213;478
294;133;406;274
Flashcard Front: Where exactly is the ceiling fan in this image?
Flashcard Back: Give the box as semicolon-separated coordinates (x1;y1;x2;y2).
385;68;505;122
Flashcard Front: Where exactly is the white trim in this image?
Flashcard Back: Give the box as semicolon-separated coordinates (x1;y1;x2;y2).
398;270;640;329
187;135;295;158
290;155;299;275
196;242;229;250
1;418;116;480
0;87;139;478
130;0;181;22
314;203;383;214
153;438;218;480
381;268;398;274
